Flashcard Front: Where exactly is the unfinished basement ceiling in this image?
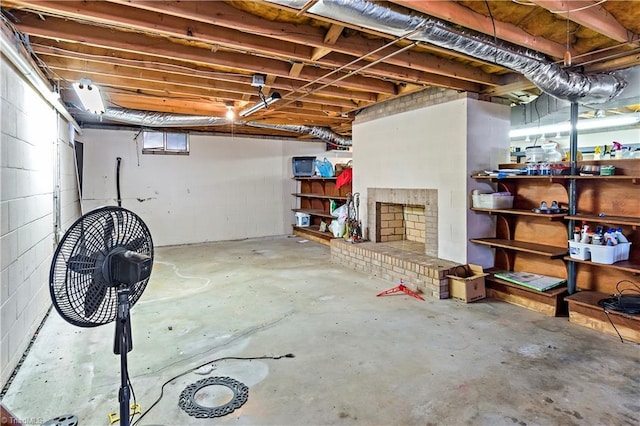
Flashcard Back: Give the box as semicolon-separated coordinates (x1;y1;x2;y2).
1;0;639;141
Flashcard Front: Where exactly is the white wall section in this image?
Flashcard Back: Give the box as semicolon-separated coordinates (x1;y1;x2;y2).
79;129;326;247
353;96;509;264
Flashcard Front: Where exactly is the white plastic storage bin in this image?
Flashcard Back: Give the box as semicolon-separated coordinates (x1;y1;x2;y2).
472;193;514;209
294;212;311;227
568;241;590;261
589;242;632;264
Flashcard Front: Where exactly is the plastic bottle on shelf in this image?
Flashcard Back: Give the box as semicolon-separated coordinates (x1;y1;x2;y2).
604;229;617;246
615;228;629;243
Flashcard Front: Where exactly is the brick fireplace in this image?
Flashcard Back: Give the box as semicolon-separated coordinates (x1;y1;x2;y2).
330;188;459;299
368;188;438;256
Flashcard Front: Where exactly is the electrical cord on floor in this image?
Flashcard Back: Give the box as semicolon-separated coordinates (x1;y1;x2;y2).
131;353;295;426
597;280;640;344
128;373;137;425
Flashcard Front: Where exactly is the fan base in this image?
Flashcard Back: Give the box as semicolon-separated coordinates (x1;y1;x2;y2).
42;414;78;426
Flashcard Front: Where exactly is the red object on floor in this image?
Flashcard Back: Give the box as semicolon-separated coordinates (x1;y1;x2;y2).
376;279;424;301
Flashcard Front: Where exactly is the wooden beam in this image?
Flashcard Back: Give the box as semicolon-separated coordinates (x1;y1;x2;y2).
324;23;345;45
43;57;361;113
289;62;305;78
529;0;638;43
101;0;502;85
296;0;318;17
13;13;398;95
10;0;502;88
390;0;567;59
31;40;377;105
311;24;344;61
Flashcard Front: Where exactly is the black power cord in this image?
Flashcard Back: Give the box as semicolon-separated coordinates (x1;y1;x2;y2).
597;280;640;344
131;353;295;425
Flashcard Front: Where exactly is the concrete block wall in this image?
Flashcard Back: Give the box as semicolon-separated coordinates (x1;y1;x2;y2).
1;56;80;388
355;87;472;124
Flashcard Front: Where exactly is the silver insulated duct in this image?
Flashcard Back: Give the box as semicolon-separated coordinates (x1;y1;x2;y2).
268;0;626;104
246;122;352;146
101;107;353;145
102;108;230;127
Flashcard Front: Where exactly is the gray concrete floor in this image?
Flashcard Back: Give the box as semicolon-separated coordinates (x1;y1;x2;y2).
2;236;639;426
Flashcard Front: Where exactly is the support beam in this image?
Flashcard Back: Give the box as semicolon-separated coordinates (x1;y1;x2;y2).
530;0;638;44
311;23;344;61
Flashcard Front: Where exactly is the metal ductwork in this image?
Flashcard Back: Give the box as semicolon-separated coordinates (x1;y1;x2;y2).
102;108;230;127
245;122;352;146
101;107;353;146
268;0;627;105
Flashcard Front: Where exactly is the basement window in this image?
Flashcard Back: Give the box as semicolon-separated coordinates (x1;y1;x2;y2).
142;131;189;155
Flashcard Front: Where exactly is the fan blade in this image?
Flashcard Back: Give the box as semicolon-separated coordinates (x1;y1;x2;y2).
126;237;146;251
103;214;114;248
84;278;108;318
67;254;98;275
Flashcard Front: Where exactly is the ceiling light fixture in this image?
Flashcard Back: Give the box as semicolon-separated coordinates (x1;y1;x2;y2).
72;78;105;114
225;102;235;120
239;92;281;117
509;113;640;139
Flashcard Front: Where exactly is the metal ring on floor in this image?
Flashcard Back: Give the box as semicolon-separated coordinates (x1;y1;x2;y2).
42;414;79;426
178;376;249;418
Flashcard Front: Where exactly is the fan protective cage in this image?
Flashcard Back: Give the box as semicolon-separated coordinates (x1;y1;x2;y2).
49;206;154;327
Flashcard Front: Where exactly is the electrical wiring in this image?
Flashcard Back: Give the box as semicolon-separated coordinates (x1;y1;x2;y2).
131;353;295;425
548;0;608;15
483;0;498;65
597;280;640;344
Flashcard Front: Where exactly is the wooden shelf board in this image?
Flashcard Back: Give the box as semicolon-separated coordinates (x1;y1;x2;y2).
485;274;568;316
472;175;567;184
565;290;640;342
571;176;639;183
565;214;640;228
563;256;640;274
470;238;568;258
292;193;348;201
292;225;337;245
472;208;565;220
292;208;335;219
293;176;337;181
472;174;639;184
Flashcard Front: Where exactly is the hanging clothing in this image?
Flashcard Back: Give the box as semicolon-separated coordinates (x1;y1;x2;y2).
336;167;352;190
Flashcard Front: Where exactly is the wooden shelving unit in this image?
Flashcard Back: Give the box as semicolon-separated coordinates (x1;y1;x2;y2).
471;159;640;329
292;176;351;245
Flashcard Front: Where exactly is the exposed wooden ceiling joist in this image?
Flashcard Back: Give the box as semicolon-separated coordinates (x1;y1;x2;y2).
530;0;638;44
388;0;569;59
1;0;637;140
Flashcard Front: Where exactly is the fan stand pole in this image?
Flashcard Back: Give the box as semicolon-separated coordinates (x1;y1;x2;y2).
115;287;133;426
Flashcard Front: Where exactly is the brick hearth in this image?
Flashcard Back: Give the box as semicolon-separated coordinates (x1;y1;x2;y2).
330;239;460;299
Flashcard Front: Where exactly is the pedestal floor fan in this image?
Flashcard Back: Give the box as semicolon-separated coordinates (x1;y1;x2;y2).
49;206;154;426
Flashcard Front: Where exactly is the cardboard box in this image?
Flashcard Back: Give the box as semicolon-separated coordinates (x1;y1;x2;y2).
447;264;488;303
